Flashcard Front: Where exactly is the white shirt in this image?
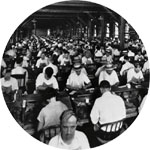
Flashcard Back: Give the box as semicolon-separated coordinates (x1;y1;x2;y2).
127;68;144;83
94;50;103;57
102;55;113;63
37;101;68;128
36;73;59;90
43;63;58;76
49;130;90;150
36;58;48;68
82;57;93;65
11;66;26;75
90;91;126;127
58;54;71;66
99;70;119;86
128;50;135;57
112;48;120;56
1;77;18;91
120;61;134;76
142;61;149;72
66;72;90;89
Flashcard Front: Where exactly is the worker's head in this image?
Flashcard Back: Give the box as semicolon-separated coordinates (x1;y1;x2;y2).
73;63;82;76
60;109;77;142
44;67;53;79
105;63;114;75
134;62;141;73
16;57;23;65
99;80;111;94
41;52;46;60
4;69;11;81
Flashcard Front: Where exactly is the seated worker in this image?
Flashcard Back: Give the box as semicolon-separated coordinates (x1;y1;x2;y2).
127;62;144;84
1;69;18;102
43;55;58;76
66;63;92;91
102;48;113;63
134;50;144;61
36;67;59;94
82;50;93;65
49;109;90;149
11;57;28;81
58;50;72;66
120;56;134;76
90;81;126;138
36;52;48;68
37;91;68;132
94;45;104;57
98;63;119;87
119;49;128;62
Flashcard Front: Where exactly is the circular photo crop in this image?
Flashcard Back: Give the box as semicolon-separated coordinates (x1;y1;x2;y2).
0;0;149;149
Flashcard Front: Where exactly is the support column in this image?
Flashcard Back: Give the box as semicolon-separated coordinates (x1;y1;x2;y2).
32;19;37;35
119;17;125;51
88;19;92;41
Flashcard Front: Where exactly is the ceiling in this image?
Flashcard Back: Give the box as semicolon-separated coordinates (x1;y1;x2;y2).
20;0;122;29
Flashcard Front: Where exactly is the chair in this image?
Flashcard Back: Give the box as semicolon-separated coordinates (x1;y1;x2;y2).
95;119;125;144
11;72;26;92
39;124;60;144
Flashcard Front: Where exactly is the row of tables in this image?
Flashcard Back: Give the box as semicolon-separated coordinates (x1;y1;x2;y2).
20;82;149;127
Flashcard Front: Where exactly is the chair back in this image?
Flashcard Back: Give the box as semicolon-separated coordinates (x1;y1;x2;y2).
100;119;124;132
96;119;125;143
39;124;60;144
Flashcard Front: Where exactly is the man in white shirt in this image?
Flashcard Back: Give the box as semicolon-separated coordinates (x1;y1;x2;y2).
134;50;144;61
66;63;92;91
90;80;126;137
102;49;113;63
11;57;28;88
120;56;134;76
36;67;59;93
1;69;18;102
37;93;68;131
127;62;144;84
98;63;119;87
43;56;58;76
12;57;28;77
36;52;48;68
49;109;90;149
94;45;104;57
58;50;72;66
82;50;93;65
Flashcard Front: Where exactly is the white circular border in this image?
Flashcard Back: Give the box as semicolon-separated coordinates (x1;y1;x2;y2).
0;0;150;150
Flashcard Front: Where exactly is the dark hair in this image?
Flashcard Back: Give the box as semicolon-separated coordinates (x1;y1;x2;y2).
44;87;57;99
60;109;77;123
134;62;141;68
124;55;129;61
45;67;53;78
16;57;23;64
99;80;111;89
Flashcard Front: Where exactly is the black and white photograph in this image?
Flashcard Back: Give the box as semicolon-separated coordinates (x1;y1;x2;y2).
0;0;150;150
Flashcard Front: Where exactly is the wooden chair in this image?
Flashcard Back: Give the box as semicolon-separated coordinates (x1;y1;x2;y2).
95;119;126;144
39;125;60;144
